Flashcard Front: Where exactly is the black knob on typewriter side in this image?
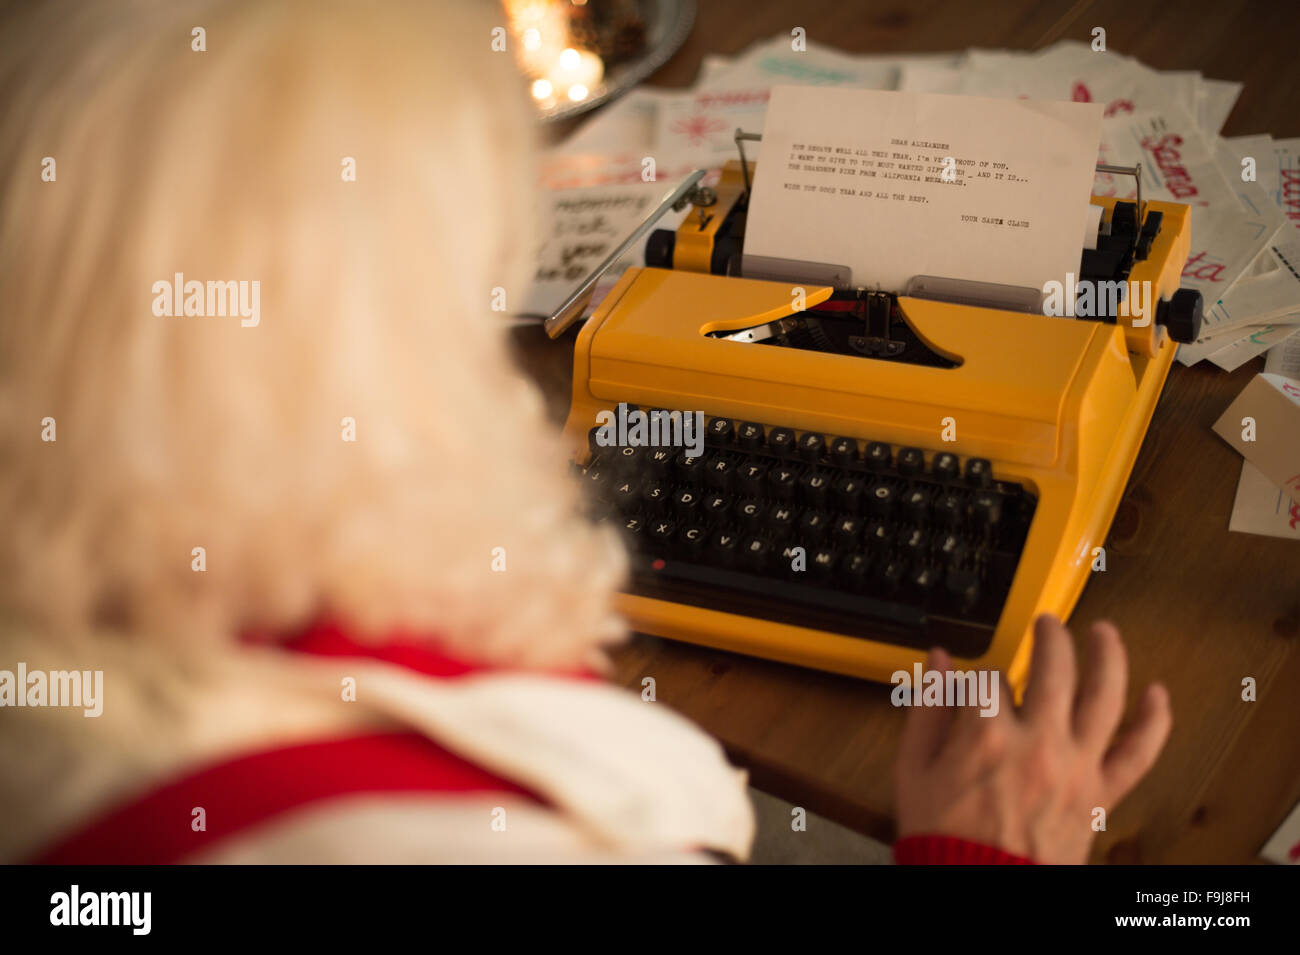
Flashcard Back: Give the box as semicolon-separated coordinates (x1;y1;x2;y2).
645;229;676;269
1156;288;1204;344
1110;201;1139;237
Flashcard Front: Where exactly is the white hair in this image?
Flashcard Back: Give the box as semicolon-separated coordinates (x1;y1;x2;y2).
0;0;628;668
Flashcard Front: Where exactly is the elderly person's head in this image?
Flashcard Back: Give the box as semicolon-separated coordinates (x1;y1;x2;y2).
0;0;626;667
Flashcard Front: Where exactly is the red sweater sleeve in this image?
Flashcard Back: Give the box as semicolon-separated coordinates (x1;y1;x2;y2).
893;834;1036;865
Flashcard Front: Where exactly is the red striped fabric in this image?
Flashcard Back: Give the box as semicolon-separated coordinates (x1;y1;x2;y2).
29;622;554;864
893;834;1036;865
32;731;539;864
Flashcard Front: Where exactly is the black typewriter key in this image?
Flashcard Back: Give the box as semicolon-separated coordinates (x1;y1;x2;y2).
768;427;797;457
808;547;837;581
587;427;605;459
610;444;644;475
679;524;707;558
641;481;670;515
739;536;770;572
702;493;731;521
778;545;802;577
934;532;967;566
583;466;611;500
736;422;765;450
866;482;896;517
611;477;642;512
831;474;865;514
832;515;862;547
797;431;826;462
839;553;871;590
704;454;737;491
897;447;925;476
829;436;859;466
897;526;928;560
672;487;700;518
965;457;992;487
648;518;676;548
933;492;964;525
970;490;1003;527
766;464;800;501
622;516;644;537
864;521;892;553
675;450;703;483
767;503;796;535
879;559;906;594
797;469;831;507
707;529;739;567
645;447;674;477
931;452;959;482
901;486;931;523
736;499;765;530
706;416;734;445
865;442;892;470
945;569;981;612
908;565;940;599
736;458;768;494
797;509;829;544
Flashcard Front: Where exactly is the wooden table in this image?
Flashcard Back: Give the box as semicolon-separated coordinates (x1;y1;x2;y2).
514;0;1300;863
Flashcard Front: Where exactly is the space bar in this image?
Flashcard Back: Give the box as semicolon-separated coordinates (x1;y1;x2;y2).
630;555;927;630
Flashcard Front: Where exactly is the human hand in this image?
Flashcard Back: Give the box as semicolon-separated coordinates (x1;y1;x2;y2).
894;614;1172;864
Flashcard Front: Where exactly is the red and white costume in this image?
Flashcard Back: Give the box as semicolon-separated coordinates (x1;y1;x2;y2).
2;621;754;864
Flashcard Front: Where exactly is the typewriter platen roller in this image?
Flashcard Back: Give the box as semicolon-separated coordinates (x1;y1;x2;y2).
550;142;1202;695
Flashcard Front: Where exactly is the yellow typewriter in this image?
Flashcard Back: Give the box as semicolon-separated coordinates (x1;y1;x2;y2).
546;145;1201;693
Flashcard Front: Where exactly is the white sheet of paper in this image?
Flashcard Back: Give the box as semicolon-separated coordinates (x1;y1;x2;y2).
1202;246;1300;335
1206;323;1300;372
555;88;665;156
1083;202;1104;250
514;182;688;317
1228;460;1300;540
1265;329;1300;376
1225;133;1279;202
1272;137;1300;229
744;87;1103;294
1179;321;1268;367
898;61;965;94
699;37;903;92
1199;78;1243;136
653;88;772;165
902;41;1202;124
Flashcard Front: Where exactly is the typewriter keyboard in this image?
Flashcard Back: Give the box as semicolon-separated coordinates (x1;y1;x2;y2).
578;411;1037;658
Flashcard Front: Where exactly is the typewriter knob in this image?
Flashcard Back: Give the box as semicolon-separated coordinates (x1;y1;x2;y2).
1156;288;1203;344
645;229;676;269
